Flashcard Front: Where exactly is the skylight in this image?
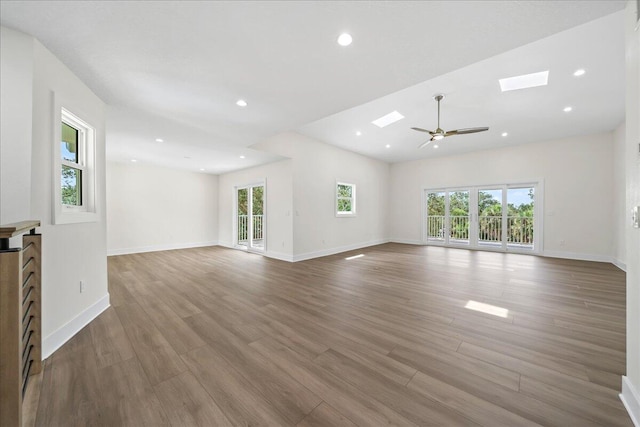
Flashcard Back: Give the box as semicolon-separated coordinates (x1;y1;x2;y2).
371;111;405;128
499;71;549;92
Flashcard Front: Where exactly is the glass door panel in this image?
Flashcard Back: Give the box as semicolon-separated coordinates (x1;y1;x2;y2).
236;188;249;248
251;185;265;251
478;188;503;247
426;191;446;242
425;184;538;253
448;190;470;245
507;187;534;250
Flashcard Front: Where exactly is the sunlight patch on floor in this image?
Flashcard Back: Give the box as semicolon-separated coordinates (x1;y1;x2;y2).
464;300;509;318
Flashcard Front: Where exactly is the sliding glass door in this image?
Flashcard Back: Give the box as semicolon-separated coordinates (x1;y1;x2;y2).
478;188;503;248
506;187;535;248
425;189;471;246
426;191;446;243
235;183;265;252
425;184;538;253
449;190;470;245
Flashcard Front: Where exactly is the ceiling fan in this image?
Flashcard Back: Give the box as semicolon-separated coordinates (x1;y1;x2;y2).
411;94;489;149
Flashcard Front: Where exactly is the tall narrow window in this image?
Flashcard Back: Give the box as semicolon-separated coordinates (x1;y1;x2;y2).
61;121;84;207
53;107;97;224
336;182;356;216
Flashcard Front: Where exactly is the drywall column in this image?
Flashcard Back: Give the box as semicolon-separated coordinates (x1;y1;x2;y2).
622;1;640;425
0;27;33;229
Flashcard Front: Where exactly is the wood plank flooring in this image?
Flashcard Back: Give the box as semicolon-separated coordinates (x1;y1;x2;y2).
30;244;632;426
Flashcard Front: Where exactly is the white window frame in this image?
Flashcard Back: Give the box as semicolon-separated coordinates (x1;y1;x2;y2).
422;180;543;254
233;179;267;253
336;181;356;217
53;105;98;224
60;112;87;211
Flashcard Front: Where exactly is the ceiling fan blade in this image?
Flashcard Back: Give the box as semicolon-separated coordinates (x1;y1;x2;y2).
418;140;433;149
411;127;434;134
445;127;489;136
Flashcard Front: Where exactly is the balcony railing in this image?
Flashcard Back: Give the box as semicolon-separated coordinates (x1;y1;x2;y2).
426;215;533;247
237;214;264;243
507;216;533;245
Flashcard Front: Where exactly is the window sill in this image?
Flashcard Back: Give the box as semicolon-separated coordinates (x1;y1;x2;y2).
336;213;357;218
53;211;98;225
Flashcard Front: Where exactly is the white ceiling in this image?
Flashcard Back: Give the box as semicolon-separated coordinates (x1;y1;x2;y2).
0;1;626;172
299;11;626;162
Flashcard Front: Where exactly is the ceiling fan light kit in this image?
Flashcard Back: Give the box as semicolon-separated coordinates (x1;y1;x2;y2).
412;94;489;149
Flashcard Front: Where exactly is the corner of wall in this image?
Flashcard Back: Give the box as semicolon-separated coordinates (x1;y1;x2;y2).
621;376;640;427
42;294;110;359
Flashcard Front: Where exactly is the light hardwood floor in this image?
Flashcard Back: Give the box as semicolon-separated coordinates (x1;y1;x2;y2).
29;244;632;426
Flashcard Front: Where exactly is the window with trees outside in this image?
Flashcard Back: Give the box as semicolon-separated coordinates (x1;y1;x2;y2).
425;184;539;253
54;107;97;224
61;120;84;207
336;182;356;216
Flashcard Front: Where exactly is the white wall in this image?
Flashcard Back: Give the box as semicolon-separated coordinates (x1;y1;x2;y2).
106;161;218;255
254;132;390;260
613;122;627;270
622;1;640;423
0;28;110;357
218;159;293;261
0;27;33;236
389;132;615;261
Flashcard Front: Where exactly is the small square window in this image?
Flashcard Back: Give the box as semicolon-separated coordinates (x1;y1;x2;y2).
336;182;356;216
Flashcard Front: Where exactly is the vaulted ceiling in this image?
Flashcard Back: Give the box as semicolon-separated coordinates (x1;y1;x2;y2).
0;1;625;172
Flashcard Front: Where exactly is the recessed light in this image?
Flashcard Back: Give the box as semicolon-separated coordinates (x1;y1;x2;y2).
155;138;163;142
131;159;137;162
356;131;362;136
573;69;586;77
385;144;391;148
236;99;247;107
372;111;405;128
501;132;508;137
337;33;352;46
499;70;549;92
433;144;439;149
239;155;246;159
563;106;573;112
199;168;205;171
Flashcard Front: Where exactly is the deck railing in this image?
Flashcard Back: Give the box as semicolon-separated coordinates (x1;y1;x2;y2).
237;214;264;242
426;215;533;247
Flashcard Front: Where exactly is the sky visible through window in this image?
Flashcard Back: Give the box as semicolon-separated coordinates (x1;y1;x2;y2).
482;188;533;207
61;144;75;162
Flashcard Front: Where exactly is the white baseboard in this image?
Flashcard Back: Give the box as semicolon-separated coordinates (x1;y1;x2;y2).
542;250;614;264
107;241;218;256
621;376;640;427
218;240;391;262
613;258;627;272
292;239;389;262
42;293;110;359
264;250;294;262
389;238;425;245
217;241;294;262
